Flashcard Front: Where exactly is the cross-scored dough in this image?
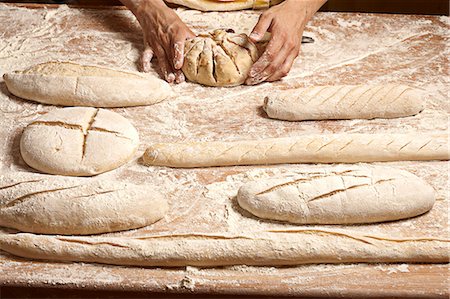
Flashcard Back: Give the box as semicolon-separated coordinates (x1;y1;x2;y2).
3;61;172;107
20;107;139;176
263;84;425;120
237;166;435;224
0;172;168;235
143;134;449;168
182;29;259;87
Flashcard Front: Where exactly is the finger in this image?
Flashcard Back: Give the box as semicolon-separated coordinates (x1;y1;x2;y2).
249;12;273;42
173;41;185;70
153;43;176;83
141;45;154;73
266;50;297;82
174;69;185;84
246;39;288;85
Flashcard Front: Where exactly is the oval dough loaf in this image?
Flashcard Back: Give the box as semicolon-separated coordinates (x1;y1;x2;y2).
165;0;283;11
20;107;139;176
263;84;425;121
237;166;435;224
182;29;259;87
3;61;172;107
0;173;168;235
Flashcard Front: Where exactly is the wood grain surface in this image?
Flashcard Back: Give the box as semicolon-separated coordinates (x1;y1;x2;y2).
0;3;448;297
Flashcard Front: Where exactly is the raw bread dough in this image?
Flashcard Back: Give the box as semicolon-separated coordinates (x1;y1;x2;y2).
166;0;283;11
3;61;172;107
237;166;435;224
182;29;259;87
263;84;425;121
0;229;448;266
20;107;139;176
143;133;449;168
0;172;168;235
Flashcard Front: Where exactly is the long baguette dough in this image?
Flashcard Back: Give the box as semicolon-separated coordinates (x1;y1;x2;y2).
143;134;449;168
237;167;435;224
20;107;139;176
0;230;448;266
165;0;283;11
0;173;168;235
3;61;172;107
263;84;425;121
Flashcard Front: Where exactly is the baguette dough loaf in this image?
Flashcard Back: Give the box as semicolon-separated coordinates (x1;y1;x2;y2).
143;134;449;168
237;167;435;224
3;61;172;107
182;30;259;87
263;84;425;121
165;0;284;11
20;107;139;176
0;230;448;266
0;173;168;235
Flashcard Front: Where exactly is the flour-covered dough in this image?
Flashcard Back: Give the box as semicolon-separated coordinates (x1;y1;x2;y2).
20;107;139;176
237;166;435;224
182;29;259;87
143;134;449;168
3;61;172;107
263;84;425;120
166;0;284;11
0;172;168;235
0;230;448;266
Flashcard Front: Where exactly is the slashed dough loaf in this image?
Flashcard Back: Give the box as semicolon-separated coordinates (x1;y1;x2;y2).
237;166;435;224
263;84;425;121
182;29;259;87
0;230;448;266
143;134;449;168
165;0;284;11
3;61;172;107
0;172;168;235
20;107;139;176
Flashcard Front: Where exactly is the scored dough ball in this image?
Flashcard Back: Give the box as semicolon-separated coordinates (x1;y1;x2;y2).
20;107;139;176
182;29;259;87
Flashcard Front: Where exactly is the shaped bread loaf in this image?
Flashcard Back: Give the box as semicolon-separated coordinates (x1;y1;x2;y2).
165;0;284;11
3;61;172;107
263;84;425;121
0;172;168;235
182;29;259;86
237;166;435;224
143;134;449;168
20;107;139;176
0;230;448;266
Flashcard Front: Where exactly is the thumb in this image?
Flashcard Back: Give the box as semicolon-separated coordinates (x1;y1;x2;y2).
249;13;272;42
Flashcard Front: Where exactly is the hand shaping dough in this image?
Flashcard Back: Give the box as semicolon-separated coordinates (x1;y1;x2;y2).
0;172;168;235
237;166;435;224
263;84;425;121
3;61;172;107
0;230;448;266
182;29;259;86
20;107;139;176
143;133;449;168
165;0;284;11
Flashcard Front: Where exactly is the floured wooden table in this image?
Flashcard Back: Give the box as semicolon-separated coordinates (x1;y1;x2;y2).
0;3;449;297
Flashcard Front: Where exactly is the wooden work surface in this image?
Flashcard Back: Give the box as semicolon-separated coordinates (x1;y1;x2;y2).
0;3;449;298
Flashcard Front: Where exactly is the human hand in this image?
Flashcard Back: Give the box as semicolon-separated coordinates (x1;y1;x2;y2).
245;0;326;85
123;0;195;83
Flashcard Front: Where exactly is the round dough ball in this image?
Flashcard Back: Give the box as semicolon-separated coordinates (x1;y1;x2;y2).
182;29;259;87
20;107;139;176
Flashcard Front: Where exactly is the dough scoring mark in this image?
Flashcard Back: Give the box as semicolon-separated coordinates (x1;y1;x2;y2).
1;185;80;209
